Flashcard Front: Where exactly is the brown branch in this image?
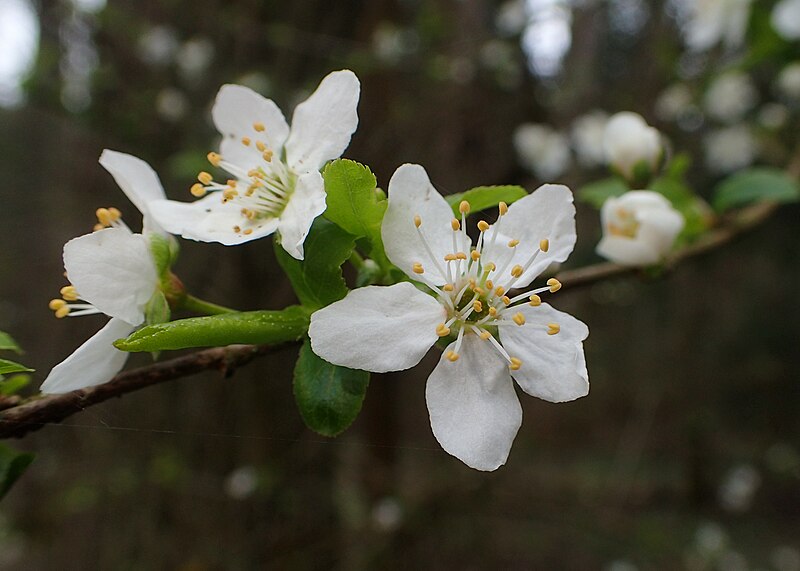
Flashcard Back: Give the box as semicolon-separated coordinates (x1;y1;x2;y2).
0;344;280;440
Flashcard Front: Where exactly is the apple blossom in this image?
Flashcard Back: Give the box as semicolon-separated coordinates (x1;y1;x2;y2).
603;112;662;182
596;191;685;266
309;164;588;471
148;70;360;260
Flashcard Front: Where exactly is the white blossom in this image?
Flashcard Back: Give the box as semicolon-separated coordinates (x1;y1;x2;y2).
655;83;694;122
603;112;662;181
149;70;360;260
513;123;571;179
777;62;800;100
772;0;800;41
570;110;608;167
309;164;588;471
682;0;752;52
596;191;684;266
704;124;757;174
704;71;757;123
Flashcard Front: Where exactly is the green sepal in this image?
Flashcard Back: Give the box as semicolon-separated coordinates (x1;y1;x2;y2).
0;374;30;396
322;159;390;268
0;331;21;354
114;306;311;352
577;177;628;209
0;359;33;375
148;233;173;277
651;177;714;245
293;338;369;437
145;290;171;326
713;168;800;212
0;443;35;501
274;218;356;310
445;185;528;216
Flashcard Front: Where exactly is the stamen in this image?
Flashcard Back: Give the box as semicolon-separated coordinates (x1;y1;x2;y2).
511;264;524;278
501;296;511;306
207;152;222;167
512;312;526;326
262;150;273;162
488;307;498;317
455;252;467;260
507;239;519;248
60;286;78;301
243;228;253;235
436;323;451;337
473;300;483;313
253;122;266;132
485;280;494;290
442;284;454;292
54;306;70;319
547;278;562;293
494;286;505;296
451;218;460;231
48;299;66;310
459;200;470;214
412;262;425;274
198;171;213;185
191;183;206;197
445;350;459;362
498;202;508;216
444;254;457;262
539;238;550;252
547;323;560;335
477;220;489;232
241;137;251;146
414;214;422;228
256;141;267;152
470;250;480;262
529;294;542;306
509;357;522;370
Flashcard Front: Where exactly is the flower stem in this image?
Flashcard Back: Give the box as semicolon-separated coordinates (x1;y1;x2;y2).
181;294;236;315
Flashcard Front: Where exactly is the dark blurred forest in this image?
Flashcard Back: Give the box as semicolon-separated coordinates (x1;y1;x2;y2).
1;0;799;569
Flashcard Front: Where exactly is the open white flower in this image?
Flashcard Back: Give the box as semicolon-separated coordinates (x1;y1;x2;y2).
596;191;684;266
41;152;165;394
309;164;589;471
772;0;800;41
704;71;757;124
149;70;360;260
683;0;752;52
603;112;662;181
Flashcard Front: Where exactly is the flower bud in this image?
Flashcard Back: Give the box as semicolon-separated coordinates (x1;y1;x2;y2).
596;191;684;266
603;112;662;184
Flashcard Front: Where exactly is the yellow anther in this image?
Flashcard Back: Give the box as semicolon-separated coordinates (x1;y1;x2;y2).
223;188;238;201
488;307;498;317
445;351;460;362
473;300;483;313
436;323;451;337
262;150;273;162
55;306;71;319
444;254;457;262
241;208;256;220
501;296;511;306
49;298;66;310
255;141;266;152
414;215;422;228
227;179;237;188
246;184;259;196
529;294;542;306
479;330;492;340
477;220;490;232
451;218;460;231
93;223;104;232
494;286;505;296
233;225;241;233
511;264;524;278
456;252;467;260
459;200;471;214
190;183;206;197
412;262;425;274
442;284;454;292
499;202;508;215
512;312;526;326
509;357;522;370
547;278;562;293
473;287;485;296
471;250;481;262
207;152;221;167
108;207;122;220
95;208;113;227
253;122;266;132
539;238;550;252
198;171;213;185
547;323;560;335
485;280;494;290
243;228;253;235
60;285;78;301
507;239;520;248
241;136;251;146
486;262;496;272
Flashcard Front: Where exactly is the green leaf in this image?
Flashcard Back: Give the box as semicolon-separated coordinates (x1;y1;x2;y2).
0;443;35;500
445;185;528;216
0;359;33;375
114;306;310;352
0;331;21;353
293;339;369;437
274;218;356;310
322;159;389;266
713;168;800;212
0;374;30;396
577;177;628;209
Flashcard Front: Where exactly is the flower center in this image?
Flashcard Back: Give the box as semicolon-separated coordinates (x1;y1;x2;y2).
412;200;563;370
190;122;296;237
607;207;640;238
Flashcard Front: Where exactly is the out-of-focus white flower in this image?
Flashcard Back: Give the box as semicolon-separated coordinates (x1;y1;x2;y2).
513;123;571;180
603;112;662;181
683;0;752;52
137;25;179;67
655;83;694;121
694;522;728;556
704;124;757;174
704;71;757;123
777;62;800;100
772;0;800;41
176;37;214;80
496;0;529;36
718;464;761;512
155;87;188;122
571;110;608;167
771;546;800;571
597;191;684;266
758;103;789;130
224;466;258;500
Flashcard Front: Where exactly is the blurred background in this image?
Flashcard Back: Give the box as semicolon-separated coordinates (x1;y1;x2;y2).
1;0;799;569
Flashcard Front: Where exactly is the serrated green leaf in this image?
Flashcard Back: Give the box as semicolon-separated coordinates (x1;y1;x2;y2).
0;444;35;500
0;331;21;353
713;168;800;212
445;185;528;216
275;218;355;309
0;359;33;375
293;339;369;437
322;159;389;267
114;306;310;352
0;374;30;396
577;177;628;209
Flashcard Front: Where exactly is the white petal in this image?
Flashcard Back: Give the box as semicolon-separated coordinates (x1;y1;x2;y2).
381;164;459;285
285;70;360;172
596;235;662;266
277;170;326;260
63;228;157;325
148;196;280;246
40;318;135;394
212;84;290;158
99;150;166;234
482;184;576;289
499;303;589;403
309;282;444;373
426;334;522;471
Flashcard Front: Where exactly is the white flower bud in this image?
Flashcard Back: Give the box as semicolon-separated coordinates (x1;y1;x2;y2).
596;191;684;266
602;112;662;181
